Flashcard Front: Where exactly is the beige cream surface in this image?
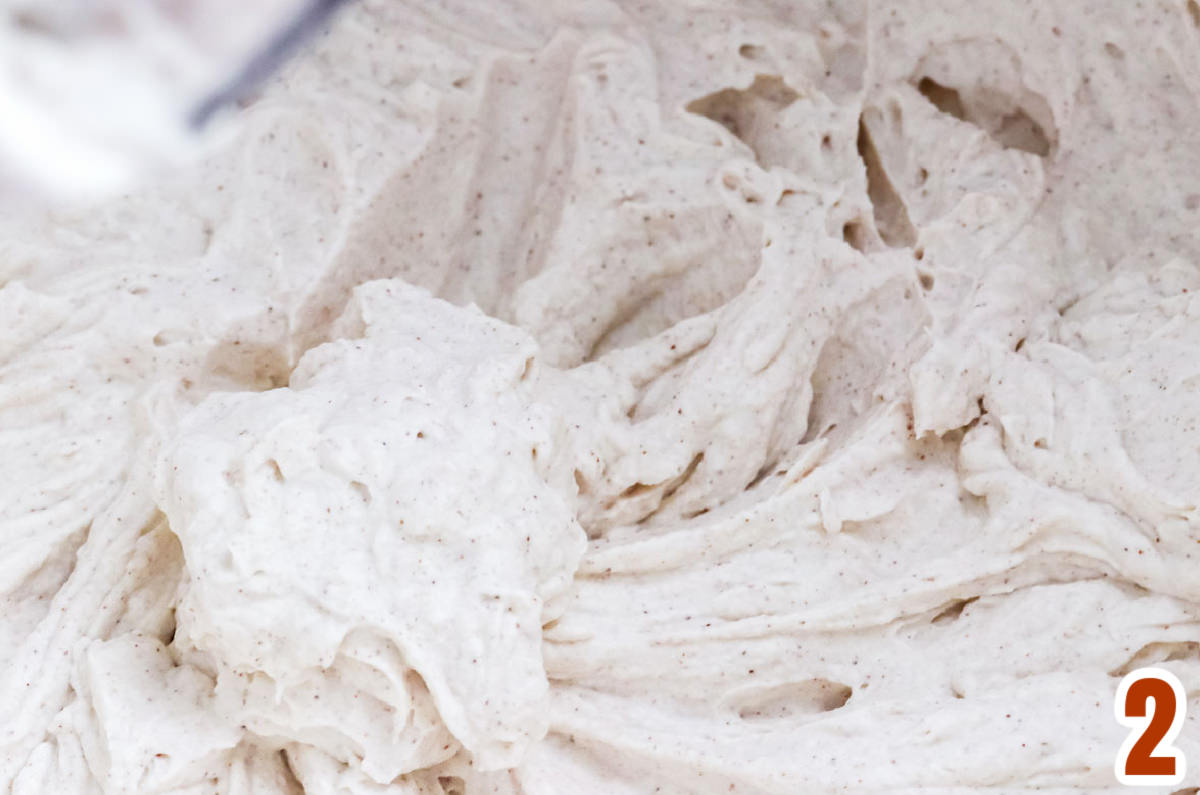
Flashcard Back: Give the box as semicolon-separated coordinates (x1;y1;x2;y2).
2;0;1200;792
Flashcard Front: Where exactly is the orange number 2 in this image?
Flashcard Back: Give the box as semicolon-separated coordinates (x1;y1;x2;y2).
1114;667;1187;786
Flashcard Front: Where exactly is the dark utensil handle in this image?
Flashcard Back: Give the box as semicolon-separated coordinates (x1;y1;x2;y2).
189;0;354;129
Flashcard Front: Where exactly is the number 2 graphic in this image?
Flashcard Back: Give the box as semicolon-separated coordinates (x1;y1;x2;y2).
1114;667;1187;786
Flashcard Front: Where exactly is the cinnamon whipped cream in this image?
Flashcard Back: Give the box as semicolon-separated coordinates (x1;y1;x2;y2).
2;0;1199;792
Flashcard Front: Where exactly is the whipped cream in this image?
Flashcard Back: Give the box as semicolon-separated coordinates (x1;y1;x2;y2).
2;0;1199;792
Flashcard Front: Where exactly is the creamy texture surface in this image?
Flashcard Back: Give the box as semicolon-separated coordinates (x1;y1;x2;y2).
2;0;1200;792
